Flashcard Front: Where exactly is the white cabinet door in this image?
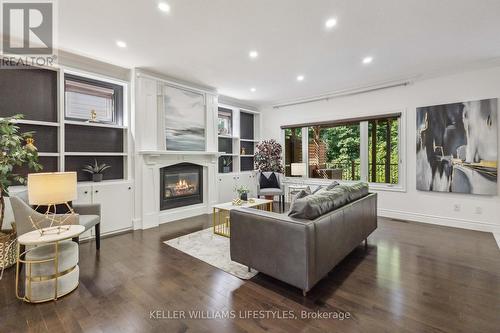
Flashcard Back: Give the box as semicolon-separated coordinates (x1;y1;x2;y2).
240;173;257;198
75;185;92;205
217;174;236;203
92;182;133;235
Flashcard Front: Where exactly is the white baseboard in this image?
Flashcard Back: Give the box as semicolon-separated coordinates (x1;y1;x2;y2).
132;218;142;230
493;234;500;251
378;208;500;234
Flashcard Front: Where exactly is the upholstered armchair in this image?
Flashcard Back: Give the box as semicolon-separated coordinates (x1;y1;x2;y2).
10;191;101;250
256;171;285;212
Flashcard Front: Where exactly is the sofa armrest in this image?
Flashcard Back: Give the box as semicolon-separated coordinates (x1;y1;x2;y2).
73;203;101;217
230;208;315;291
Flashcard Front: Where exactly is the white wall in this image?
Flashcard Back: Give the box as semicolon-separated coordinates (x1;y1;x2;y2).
261;66;500;233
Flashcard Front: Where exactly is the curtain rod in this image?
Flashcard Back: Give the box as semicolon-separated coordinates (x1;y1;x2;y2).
272;80;412;109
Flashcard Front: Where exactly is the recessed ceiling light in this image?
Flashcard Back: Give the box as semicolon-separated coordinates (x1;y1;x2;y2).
362;56;373;64
158;2;170;12
249;50;259;59
250;87;256;92
296;75;305;82
325;18;337;29
116;40;127;48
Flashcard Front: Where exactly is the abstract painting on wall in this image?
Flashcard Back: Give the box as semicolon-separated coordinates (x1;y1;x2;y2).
416;98;498;195
163;85;206;151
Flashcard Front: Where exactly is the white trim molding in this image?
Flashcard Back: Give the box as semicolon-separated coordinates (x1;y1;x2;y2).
379;208;500;234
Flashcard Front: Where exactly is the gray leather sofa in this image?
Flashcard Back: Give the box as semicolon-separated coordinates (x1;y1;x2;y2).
230;186;377;295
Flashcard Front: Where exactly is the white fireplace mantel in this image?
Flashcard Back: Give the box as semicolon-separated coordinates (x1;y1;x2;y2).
136;150;219;230
138;150;222;165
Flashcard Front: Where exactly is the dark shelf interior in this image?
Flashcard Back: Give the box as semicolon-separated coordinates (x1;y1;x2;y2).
240;156;255;172
218;156;233;173
64;73;124;126
240;112;254;140
18;124;58;153
12;156;59;185
240;141;254;155
65;125;124;153
65;156;124;181
0;68;57;122
218;137;233;154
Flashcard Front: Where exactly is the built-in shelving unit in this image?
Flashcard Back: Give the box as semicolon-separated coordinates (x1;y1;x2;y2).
0;65;130;184
217;105;260;174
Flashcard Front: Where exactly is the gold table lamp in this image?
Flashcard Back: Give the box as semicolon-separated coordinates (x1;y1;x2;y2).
27;172;77;235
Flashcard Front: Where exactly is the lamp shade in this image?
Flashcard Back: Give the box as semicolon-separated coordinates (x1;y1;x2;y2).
28;172;77;205
291;163;307;177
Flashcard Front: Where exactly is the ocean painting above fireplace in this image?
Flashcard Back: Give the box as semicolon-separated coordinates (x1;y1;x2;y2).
160;163;203;210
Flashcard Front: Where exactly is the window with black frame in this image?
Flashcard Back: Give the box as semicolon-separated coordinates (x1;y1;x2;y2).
284;127;303;176
282;113;401;185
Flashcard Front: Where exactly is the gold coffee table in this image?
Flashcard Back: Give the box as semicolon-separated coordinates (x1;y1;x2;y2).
212;198;273;237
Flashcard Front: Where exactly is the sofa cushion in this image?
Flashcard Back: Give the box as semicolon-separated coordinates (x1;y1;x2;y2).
288;182;369;220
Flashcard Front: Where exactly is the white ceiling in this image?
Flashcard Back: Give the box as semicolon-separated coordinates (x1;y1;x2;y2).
58;0;500;105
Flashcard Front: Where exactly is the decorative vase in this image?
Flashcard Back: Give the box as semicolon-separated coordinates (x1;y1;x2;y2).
92;174;103;182
240;192;248;201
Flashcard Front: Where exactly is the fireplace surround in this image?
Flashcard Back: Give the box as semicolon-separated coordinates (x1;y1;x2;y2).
160;163;203;210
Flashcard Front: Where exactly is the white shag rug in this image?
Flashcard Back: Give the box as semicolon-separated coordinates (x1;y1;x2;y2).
164;228;258;279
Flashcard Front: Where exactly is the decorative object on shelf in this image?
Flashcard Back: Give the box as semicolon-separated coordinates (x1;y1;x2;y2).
291;163;307;177
254;139;284;173
27;172;77;236
416;98;498;195
82;159;111;182
0;114;42;232
234;185;250;201
248;198;255;204
162;84;206;151
221;156;232;173
231;198;243;206
241;147;246;155
218;108;232;136
89;109;98;123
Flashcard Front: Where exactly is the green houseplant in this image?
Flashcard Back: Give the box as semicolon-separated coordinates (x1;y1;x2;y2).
234;184;250;201
0;115;42;230
82;159;111;182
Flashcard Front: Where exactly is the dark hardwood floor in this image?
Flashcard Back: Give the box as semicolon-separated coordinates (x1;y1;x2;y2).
1;203;499;333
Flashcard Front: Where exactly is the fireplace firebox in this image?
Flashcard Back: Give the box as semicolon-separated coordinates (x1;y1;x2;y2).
160;163;203;210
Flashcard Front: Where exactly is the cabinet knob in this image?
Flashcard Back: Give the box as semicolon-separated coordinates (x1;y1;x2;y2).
128;187;132;190
84;191;88;194
95;190;99;193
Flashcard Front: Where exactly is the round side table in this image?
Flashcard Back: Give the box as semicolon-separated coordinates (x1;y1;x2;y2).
16;225;84;303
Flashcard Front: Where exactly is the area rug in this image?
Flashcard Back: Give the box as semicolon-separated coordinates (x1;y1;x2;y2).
164;228;258;279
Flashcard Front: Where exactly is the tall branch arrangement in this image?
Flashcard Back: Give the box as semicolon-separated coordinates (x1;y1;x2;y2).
0;115;42;230
254;139;284;173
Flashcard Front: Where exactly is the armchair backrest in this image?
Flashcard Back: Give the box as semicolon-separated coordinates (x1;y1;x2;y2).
10;191;78;236
256;172;284;190
9;195;45;236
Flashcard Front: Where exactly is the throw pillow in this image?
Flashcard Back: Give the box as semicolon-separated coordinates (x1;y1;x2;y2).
260;172;280;189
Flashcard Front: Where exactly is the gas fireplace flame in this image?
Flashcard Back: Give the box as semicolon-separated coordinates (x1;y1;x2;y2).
175;179;190;191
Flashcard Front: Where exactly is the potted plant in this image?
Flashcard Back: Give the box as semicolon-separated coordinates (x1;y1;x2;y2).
82;159;111;182
234;185;250;201
221;156;232;173
0;115;42;271
254;139;284;173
